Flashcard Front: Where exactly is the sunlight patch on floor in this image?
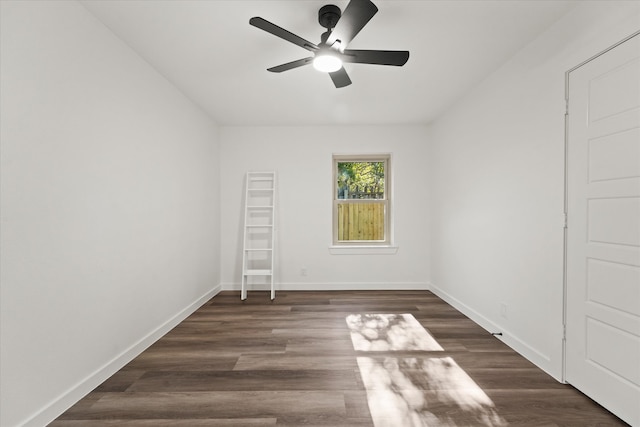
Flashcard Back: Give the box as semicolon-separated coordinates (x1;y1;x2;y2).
357;356;507;427
346;314;443;352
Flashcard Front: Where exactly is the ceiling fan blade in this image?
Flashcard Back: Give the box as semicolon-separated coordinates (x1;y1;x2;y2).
342;49;409;66
250;17;319;52
329;67;352;88
267;57;313;73
326;0;378;49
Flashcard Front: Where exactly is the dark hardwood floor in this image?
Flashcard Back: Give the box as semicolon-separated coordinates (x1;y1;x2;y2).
51;291;627;426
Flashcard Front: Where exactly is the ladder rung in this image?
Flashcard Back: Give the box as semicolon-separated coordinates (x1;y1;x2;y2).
249;177;274;182
248;188;274;191
245;248;272;251
246;224;273;228
247;205;273;209
244;269;272;275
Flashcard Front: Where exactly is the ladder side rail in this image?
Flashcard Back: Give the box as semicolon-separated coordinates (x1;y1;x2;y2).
270;172;276;300
240;173;251;300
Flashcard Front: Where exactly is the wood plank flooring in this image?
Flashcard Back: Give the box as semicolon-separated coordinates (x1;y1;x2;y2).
51;291;627;426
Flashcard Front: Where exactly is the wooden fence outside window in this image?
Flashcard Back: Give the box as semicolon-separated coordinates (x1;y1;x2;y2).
337;202;385;241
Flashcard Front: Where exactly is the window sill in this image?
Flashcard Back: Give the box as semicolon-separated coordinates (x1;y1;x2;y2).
328;246;399;255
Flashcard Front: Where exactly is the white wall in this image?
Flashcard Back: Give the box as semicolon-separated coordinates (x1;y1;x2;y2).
428;1;640;380
220;125;430;291
0;2;221;426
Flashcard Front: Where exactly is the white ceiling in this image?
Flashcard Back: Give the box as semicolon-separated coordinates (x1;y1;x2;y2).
80;0;577;126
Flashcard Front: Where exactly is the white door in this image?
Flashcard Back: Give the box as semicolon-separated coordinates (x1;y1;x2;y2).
566;33;640;426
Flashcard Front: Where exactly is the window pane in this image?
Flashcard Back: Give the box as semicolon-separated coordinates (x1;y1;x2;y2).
337;161;385;200
337;202;385;241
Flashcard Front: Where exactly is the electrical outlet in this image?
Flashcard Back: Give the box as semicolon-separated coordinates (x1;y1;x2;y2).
500;303;508;319
300;267;308;276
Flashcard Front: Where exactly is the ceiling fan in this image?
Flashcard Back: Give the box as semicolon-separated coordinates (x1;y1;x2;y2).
249;0;409;88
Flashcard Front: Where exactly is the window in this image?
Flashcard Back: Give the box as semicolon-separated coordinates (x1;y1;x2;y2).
333;154;391;246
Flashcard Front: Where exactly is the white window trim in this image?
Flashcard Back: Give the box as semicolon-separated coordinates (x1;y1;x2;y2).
330;153;396;253
328;245;398;255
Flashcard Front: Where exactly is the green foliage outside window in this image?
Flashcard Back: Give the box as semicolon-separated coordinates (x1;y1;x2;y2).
337;161;385;199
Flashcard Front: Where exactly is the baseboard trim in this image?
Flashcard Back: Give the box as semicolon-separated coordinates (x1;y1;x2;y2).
428;282;557;380
220;282;430;291
23;284;222;427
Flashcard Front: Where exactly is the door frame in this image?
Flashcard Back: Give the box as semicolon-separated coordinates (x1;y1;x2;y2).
562;29;640;383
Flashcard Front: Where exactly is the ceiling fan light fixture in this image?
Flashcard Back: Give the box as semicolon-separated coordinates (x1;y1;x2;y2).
313;52;342;73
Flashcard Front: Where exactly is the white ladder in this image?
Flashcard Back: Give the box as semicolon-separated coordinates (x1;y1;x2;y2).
241;171;276;301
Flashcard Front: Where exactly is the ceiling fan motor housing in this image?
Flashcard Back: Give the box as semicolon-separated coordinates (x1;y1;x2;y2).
318;5;341;29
